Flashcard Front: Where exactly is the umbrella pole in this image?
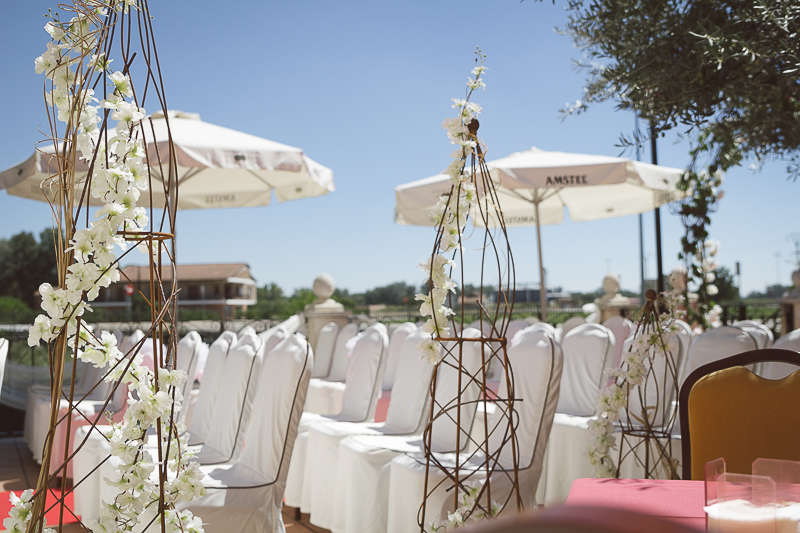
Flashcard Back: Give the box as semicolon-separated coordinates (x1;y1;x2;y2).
534;198;547;322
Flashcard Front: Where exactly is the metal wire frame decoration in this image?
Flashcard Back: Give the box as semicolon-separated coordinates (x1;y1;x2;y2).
26;1;187;532
419;113;522;530
615;290;681;480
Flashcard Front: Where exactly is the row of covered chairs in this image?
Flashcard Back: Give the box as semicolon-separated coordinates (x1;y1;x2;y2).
69;319;300;527
287;320;568;533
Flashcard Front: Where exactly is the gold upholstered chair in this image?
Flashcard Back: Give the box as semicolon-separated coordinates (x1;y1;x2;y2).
679;348;800;480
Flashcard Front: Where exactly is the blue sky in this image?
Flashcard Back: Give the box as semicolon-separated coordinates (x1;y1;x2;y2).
0;1;797;296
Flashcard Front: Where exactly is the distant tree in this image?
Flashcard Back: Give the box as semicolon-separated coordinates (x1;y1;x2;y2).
712;266;739;302
747;284;793;299
287;288;317;314
0;296;34;322
332;288;358;309
363;282;418;306
0;230;59;307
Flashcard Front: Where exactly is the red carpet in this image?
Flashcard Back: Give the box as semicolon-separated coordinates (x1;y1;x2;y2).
0;490;79;525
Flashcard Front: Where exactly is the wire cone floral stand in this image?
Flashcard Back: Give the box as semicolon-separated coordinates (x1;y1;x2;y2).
588;290;682;480
416;52;522;531
9;2;207;533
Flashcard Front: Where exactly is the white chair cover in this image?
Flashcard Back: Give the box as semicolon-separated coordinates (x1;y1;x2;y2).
25;329;134;455
468;320;493;336
189;331;238;446
195;332;264;464
386;328;564;533
27;330;137;465
303;322;360;415
169;335;312;533
327;323;359;382
173;332;203;422
287;327;430;515
524;316;540;325
95;332;265;517
733;320;774;349
381;323;416;390
72;331;204;519
556;323;615;416
238;325;257;338
505;319;531;342
681;326;759;384
602;316;635;371
286;323;390;503
619;323;690;427
524;322;556;337
761;328;800;379
325;328;483;533
0;339;7;401
311;322;339;379
559;316;586;341
258;314;303;343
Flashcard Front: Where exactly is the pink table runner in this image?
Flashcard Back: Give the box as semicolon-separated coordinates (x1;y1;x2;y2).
566;478;706;530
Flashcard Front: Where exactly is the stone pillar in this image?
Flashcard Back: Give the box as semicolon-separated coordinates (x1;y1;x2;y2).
594;273;638;322
780;270;800;334
304;273;351;350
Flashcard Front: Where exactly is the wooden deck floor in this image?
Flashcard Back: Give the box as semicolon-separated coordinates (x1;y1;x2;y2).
0;436;330;533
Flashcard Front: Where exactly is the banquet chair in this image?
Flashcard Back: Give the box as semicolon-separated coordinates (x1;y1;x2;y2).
556;323;615;416
386;328;564;533
326;322;360;381
679;348;800;480
602;316;635;373
469;319;493;336
238;325;257;338
26;330;138;460
681;326;759;384
524;316;540;325
381;322;417;391
535;323;616;506
557;316;586;343
0;338;7;400
188;331;238;445
761;328;800;379
258;314;302;344
311;321;339;378
168;335;313;533
732;320;774;349
289;327;432;520
93;331;266;518
326;328;484;533
71;331;206;520
27;329;143;466
525;321;556;338
284;324;389;510
618;323;690;428
506;319;532;342
193;331;264;464
303;322;359;414
57;330;180;478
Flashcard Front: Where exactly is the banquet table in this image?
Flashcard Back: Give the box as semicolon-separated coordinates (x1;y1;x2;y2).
565;478;706;530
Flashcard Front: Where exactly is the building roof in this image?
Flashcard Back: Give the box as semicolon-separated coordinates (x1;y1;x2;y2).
120;263;254;283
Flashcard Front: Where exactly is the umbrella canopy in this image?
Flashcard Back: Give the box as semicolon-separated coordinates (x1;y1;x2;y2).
0;110;334;210
395;147;687;320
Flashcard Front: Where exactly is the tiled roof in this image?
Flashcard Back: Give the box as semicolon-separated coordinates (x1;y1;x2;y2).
119;263;253;282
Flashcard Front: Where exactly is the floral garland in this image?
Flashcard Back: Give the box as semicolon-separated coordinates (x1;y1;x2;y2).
415;53;486;366
20;3;205;533
586;296;682;478
429;483;499;532
673;136;728;330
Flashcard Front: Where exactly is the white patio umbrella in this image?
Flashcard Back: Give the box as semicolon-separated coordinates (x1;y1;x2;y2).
395;147;687;320
0;110;334;210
